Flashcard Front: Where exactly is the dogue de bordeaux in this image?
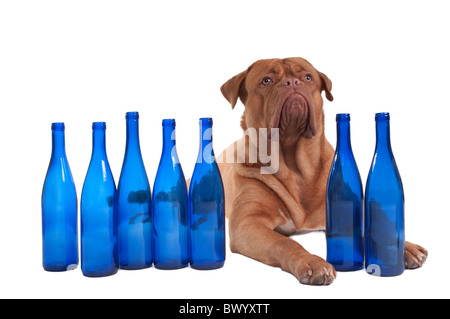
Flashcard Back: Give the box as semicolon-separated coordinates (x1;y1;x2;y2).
218;57;427;285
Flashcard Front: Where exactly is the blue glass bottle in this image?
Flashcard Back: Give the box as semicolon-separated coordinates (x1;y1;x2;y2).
365;112;405;277
81;122;119;277
326;114;364;271
189;118;225;270
152;119;189;269
118;112;152;270
42;123;79;271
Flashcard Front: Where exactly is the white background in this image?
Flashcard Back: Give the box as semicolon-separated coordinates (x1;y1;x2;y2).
0;0;449;299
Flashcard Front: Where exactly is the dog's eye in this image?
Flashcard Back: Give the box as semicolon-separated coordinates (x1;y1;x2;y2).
261;77;272;86
304;74;313;82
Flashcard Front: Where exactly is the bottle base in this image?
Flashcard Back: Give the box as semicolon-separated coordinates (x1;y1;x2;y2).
119;264;152;271
366;268;405;277
44;264;79;272
329;262;364;272
82;268;119;278
154;262;188;270
190;261;225;270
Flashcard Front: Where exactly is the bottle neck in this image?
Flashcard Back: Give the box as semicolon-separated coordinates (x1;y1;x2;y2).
162;123;176;155
375;119;392;154
125;118;141;155
51;130;67;159
336;119;351;153
92;128;107;159
197;119;214;164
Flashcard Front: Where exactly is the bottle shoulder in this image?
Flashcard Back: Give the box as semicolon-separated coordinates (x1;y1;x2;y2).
42;163;77;202
119;156;148;181
332;150;359;167
366;153;403;196
327;169;362;197
48;154;71;167
191;162;222;182
368;151;402;179
44;157;75;183
329;151;361;178
83;157;116;188
118;166;150;193
154;162;186;189
122;147;145;163
190;162;224;196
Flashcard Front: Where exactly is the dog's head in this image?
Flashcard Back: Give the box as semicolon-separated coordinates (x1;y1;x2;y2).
221;57;333;141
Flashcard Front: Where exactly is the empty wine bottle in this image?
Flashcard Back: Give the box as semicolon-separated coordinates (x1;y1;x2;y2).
326;114;364;271
189;118;225;270
365;112;405;277
118;112;152;270
42;122;79;271
81;122;118;277
152;119;189;269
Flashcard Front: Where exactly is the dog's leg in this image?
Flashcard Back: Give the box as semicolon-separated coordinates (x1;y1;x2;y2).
405;241;428;269
229;206;336;285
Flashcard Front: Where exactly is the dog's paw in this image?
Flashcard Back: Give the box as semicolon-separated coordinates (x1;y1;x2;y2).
405;241;428;269
294;254;336;286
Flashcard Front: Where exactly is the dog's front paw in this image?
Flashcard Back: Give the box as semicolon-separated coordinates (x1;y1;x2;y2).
294;254;336;286
405;241;428;269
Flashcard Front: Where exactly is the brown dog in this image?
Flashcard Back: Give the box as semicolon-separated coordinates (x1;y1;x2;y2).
218;57;428;285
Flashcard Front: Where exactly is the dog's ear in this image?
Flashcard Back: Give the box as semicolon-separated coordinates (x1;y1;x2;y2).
318;71;333;102
220;70;249;109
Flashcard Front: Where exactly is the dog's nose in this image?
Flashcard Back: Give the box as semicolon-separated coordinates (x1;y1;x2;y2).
282;77;301;88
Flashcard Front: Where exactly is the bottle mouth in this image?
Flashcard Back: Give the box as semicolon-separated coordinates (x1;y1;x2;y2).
375;112;390;121
92;122;107;129
200;117;213;126
126;112;139;120
51;122;65;131
162;119;176;126
336;113;350;121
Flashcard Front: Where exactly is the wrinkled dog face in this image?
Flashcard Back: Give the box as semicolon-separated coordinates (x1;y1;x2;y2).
221;58;333;142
